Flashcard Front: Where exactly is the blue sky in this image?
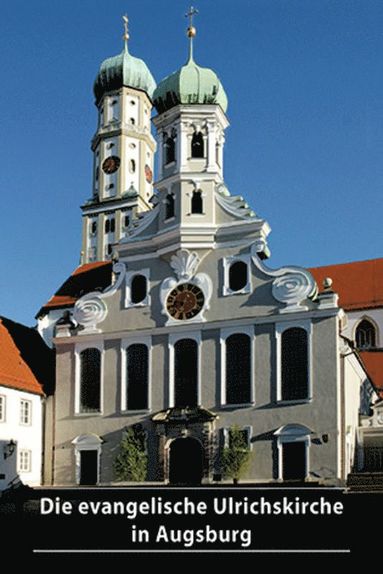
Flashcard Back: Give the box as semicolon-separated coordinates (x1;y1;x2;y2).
1;0;382;326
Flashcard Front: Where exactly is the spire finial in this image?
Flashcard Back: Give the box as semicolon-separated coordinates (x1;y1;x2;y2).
122;14;129;51
185;6;198;62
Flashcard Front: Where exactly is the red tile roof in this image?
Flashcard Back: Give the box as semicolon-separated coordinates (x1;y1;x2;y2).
310;258;383;311
359;351;383;399
37;261;112;316
0;319;44;395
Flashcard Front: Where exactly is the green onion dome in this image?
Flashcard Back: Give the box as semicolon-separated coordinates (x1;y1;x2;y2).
153;54;228;114
94;44;156;103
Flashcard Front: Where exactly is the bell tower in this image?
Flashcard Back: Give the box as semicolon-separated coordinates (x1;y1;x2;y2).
152;8;229;232
81;16;156;263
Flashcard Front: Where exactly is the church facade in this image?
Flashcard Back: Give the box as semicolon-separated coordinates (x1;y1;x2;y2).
39;16;371;486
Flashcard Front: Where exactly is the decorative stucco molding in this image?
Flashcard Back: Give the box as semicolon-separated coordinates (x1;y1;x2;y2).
251;242;317;313
215;186;257;219
73;262;126;333
124;204;159;239
170;249;200;281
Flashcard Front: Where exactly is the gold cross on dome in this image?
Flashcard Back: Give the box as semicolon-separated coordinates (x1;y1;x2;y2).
185;6;198;28
122;14;129;43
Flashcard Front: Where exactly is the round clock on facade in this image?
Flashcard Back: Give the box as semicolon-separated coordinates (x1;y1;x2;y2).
102;155;121;174
166;283;205;320
145;164;153;183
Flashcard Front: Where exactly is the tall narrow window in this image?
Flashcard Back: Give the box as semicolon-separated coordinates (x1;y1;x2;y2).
20;399;32;425
0;395;5;423
110;218;115;233
123;213;130;228
356;319;376;349
165;136;175;164
174;339;198;407
91;220;97;235
165;194;175;219
225;334;251;404
129;159;136;173
191;190;203;214
18;450;32;473
131;274;147;304
281;328;308;401
126;344;149;410
229;261;248;292
105;219;110;233
80;348;101;413
191;132;204;158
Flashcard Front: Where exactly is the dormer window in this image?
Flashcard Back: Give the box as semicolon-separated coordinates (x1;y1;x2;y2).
191;132;204;158
356;319;377;349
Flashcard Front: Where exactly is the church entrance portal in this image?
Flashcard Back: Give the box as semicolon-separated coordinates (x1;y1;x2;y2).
169;437;203;485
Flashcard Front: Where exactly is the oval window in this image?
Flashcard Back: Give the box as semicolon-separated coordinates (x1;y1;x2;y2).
131;274;147;304
229;261;248;292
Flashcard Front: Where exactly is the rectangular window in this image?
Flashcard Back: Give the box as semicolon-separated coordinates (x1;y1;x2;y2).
126;344;149;410
0;395;5;422
19;450;31;473
276;321;312;403
20;399;32;425
79;348;101;413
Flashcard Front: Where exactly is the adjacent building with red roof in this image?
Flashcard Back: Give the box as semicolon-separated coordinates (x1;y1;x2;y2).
0;317;54;490
310;258;383;399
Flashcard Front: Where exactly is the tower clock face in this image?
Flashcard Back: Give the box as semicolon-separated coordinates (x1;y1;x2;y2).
102;155;121;174
166;283;205;320
145;164;153;183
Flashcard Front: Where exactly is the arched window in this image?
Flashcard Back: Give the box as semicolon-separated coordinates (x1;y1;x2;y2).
225;334;251;404
191;132;204;158
356;319;376;349
105;219;110;233
165;193;175;219
229;261;248;292
126;344;149;410
90;220;97;235
165;136;175;165
129;159;136;174
110;218;115;233
131;274;147;305
79;348;101;413
123;213;130;228
281;328;308;401
191;190;203;214
174;339;198;407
